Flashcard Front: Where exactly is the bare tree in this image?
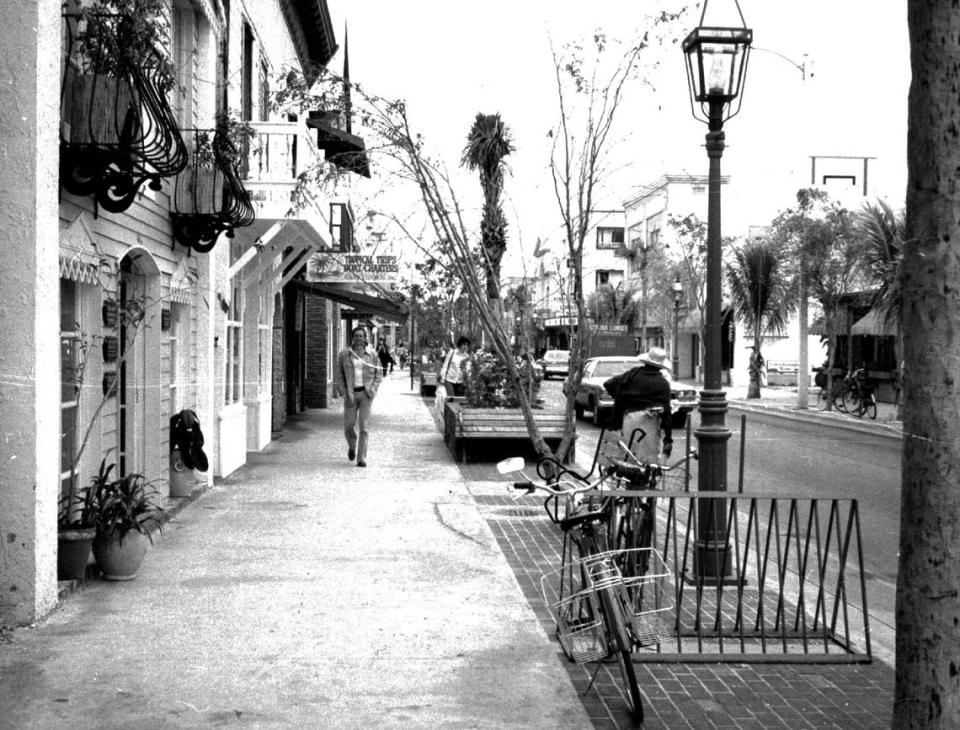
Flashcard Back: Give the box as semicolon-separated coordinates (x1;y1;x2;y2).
668;213;708;379
894;2;960;725
548;19;682;455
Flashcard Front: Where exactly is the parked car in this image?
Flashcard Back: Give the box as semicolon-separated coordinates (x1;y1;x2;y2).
573;356;696;428
538;349;570;380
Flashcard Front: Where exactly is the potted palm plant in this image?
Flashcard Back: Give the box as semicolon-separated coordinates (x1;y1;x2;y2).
92;469;165;580
57;460;109;581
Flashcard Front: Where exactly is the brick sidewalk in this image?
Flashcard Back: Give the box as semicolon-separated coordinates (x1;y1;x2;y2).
426;398;894;729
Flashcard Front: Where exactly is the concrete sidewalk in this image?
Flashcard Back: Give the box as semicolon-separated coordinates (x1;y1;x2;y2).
0;373;589;728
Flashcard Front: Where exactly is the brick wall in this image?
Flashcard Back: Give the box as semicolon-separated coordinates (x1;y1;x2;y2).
303;294;341;409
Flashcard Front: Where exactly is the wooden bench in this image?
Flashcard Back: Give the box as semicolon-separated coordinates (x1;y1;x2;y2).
443;401;575;464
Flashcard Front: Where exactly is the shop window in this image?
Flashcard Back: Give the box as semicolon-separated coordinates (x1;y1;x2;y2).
225;243;243;406
60;278;82;496
258;286;270;395
169;303;189;413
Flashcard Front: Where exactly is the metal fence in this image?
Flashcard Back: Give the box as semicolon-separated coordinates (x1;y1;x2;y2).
612;489;872;664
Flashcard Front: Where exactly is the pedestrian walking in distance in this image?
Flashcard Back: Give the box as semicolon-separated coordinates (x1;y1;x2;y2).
334;326;383;467
441;336;471;397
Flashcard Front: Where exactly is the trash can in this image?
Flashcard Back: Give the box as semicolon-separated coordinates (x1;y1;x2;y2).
169;447;196;498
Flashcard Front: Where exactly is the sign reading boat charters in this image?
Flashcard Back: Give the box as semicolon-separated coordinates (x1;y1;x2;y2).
342;255;399;276
307;253;399;285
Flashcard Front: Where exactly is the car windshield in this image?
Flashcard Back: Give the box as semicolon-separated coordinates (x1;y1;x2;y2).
591;360;636;378
545;352;568;361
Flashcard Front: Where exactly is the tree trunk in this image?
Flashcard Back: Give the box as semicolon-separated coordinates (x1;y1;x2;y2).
797;258;809;409
894;2;960;726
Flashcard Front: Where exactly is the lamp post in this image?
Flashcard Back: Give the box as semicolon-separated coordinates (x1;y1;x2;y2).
682;0;751;580
672;275;683;379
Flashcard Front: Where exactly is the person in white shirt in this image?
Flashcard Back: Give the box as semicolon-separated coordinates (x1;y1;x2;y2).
441;336;471;397
333;326;383;467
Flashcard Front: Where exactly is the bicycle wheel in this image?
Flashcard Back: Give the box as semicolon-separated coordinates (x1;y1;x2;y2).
817;387;829;410
598;582;644;724
865;396;877;419
841;388;859;415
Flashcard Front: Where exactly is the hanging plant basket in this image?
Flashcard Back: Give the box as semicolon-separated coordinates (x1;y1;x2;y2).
102;298;119;327
102;335;119;362
102;371;118;397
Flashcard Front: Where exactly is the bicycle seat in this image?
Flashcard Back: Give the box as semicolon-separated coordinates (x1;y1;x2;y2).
610;460;658;485
558;505;611;533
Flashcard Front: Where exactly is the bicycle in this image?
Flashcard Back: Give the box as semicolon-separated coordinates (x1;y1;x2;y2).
841;369;878;419
815;368;851;411
606;445;698;573
498;451;695;725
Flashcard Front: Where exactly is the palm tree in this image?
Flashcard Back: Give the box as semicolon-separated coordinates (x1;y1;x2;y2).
726;238;795;398
586;283;643;329
461;113;515;302
852;199;904;412
503;282;532;352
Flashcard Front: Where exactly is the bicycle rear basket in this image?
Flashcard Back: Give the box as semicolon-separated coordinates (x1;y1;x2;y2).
617;548;674;645
540;566;607;663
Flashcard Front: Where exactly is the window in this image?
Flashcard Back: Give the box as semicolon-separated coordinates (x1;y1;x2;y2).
169;303;189;413
596;271;610;286
597;227;625;250
60;278;82;499
171;2;216;129
257;286;270;394
258;57;269;122
225;242;243;405
241;20;253;121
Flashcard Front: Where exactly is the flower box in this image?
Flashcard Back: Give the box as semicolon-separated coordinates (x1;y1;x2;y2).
443;401;574;464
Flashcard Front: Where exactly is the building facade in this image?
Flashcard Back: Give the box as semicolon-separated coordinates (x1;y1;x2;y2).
0;0;365;627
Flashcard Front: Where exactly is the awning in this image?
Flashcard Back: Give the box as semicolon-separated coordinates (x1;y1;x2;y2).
851;309;897;336
306;116;371;178
295;280;408;323
226;218;330;292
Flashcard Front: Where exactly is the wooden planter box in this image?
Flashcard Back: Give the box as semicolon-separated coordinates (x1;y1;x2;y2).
443;401;575;464
419;371;439;396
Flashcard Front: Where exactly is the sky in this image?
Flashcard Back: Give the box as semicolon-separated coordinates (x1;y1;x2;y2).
327;1;910;275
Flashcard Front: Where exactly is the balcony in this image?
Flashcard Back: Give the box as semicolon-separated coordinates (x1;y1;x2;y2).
170;128;255;253
60;12;187;214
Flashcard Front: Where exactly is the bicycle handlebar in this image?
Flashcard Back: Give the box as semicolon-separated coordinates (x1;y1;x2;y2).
607;450;698;483
507;451;697;497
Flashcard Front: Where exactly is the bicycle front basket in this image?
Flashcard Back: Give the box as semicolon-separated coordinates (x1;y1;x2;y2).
540;564;607;663
618;548;675;646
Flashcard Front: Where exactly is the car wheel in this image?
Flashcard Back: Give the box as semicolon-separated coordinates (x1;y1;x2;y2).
591;399;603;426
672;411;688;430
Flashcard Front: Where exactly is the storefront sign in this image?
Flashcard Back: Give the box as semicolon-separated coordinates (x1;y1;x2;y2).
308;253;399;284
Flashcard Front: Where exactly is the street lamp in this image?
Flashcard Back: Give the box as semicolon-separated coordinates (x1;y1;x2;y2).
682;0;751;580
672;275;683;379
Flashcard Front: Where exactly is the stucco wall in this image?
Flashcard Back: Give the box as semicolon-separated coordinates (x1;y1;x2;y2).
0;0;63;627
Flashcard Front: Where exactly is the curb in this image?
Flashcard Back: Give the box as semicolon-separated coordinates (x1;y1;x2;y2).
728;400;903;441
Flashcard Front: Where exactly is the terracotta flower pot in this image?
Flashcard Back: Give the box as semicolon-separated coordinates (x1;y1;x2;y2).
57;528;96;581
93;529;149;581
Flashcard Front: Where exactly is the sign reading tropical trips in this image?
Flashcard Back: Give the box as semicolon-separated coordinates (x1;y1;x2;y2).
307;253;399;284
